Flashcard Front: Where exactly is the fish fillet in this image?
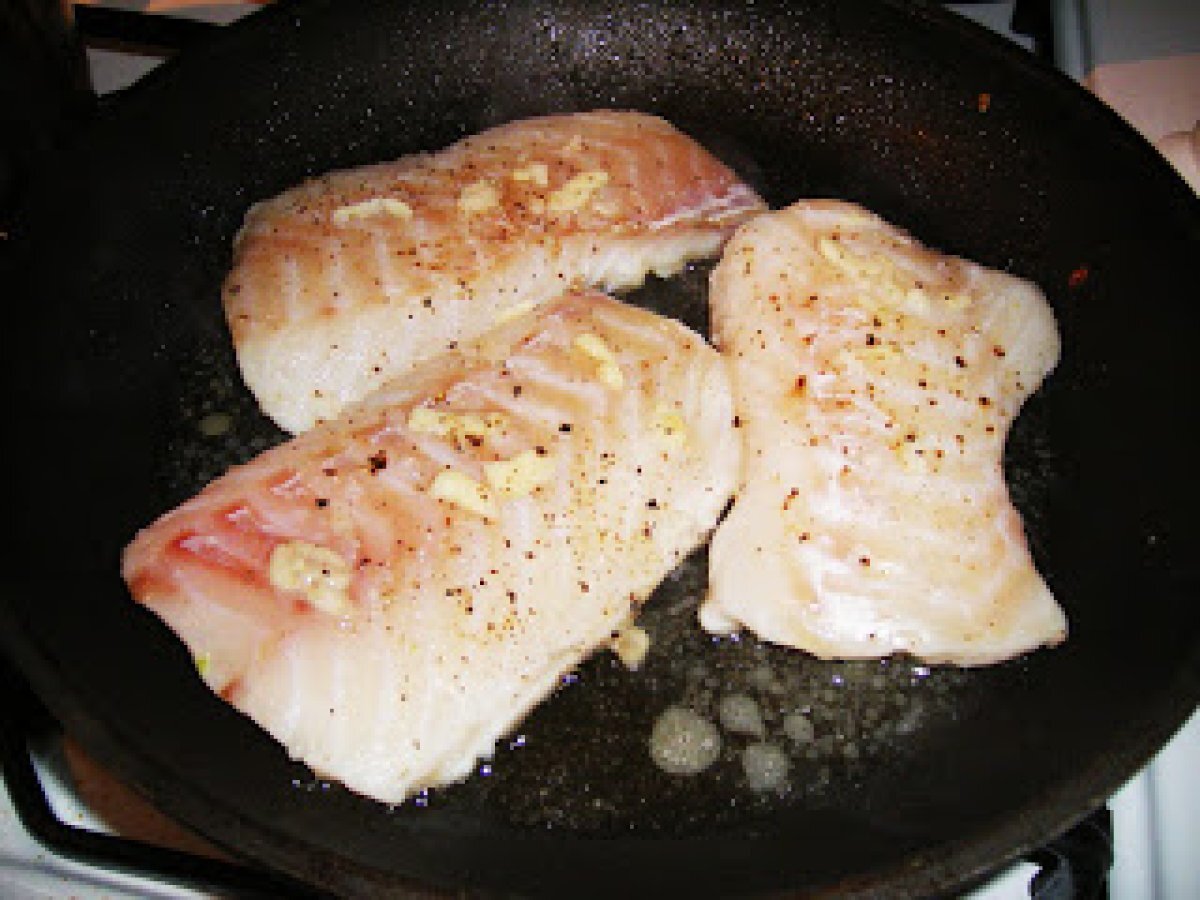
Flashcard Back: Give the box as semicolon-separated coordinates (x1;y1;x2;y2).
123;292;739;803
703;200;1067;665
224;110;765;433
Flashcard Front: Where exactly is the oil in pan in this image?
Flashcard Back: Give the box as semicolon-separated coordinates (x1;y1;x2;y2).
154;259;1050;836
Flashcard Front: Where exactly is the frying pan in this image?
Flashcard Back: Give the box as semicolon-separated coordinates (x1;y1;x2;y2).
3;0;1198;895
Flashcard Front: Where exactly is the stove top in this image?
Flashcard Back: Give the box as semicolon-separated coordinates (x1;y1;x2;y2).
2;2;1196;898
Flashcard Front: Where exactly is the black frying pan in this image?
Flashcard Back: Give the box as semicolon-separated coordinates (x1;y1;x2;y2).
3;0;1198;896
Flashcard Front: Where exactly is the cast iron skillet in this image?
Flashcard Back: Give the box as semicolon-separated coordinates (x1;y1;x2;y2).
3;0;1198;896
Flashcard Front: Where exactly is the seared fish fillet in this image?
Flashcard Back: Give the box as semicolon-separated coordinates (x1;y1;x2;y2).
703;200;1066;665
224;110;765;433
123;292;738;803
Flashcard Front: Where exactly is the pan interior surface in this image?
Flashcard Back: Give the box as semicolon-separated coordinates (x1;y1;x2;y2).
3;0;1198;896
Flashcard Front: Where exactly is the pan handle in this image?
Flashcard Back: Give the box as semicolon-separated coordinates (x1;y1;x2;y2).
0;656;326;900
1026;807;1114;900
72;5;221;57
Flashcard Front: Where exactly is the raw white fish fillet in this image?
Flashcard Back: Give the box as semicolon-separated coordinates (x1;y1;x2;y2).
123;292;739;803
703;200;1067;665
224;110;765;433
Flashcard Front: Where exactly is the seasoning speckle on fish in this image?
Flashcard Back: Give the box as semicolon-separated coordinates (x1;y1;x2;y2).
703;200;1066;666
224;110;765;433
123;292;739;804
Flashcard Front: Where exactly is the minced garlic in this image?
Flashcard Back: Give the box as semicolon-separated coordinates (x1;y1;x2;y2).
458;179;500;215
510;161;549;187
407;407;454;436
430;470;497;518
494;300;539;325
817;236;883;278
817;233;972;319
651;403;688;449
268;540;352;615
572;332;624;389
611;625;651;670
547;170;609;214
408;408;506;446
331;197;413;225
597;364;624;390
484;449;555;499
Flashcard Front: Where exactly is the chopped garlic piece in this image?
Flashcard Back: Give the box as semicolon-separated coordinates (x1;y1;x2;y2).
408;408;507;445
651;404;688;449
611;625;650;670
494;300;539;325
484;450;555;498
573;333;616;364
268;540;352;615
407;407;455;437
816;236;847;267
819;234;964;319
458;179;500;215
548;170;609;213
331;197;413;225
463;412;507;438
817;236;883;278
430;470;496;517
572;332;625;389
596;363;624;389
510;161;549;187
